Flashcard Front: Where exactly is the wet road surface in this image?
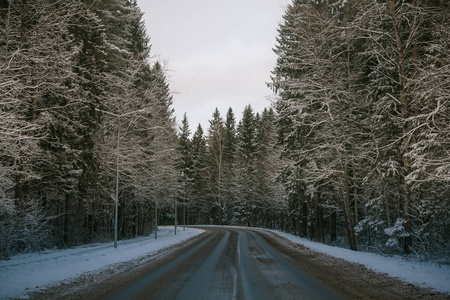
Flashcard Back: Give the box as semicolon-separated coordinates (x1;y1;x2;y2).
106;227;346;300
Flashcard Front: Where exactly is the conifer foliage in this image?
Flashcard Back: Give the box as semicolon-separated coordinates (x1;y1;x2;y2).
270;0;449;255
177;107;284;228
0;0;178;258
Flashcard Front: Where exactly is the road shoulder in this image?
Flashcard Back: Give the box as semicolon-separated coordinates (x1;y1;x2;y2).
17;231;212;300
256;229;449;300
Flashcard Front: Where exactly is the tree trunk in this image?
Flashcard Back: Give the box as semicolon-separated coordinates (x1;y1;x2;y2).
388;0;412;254
339;182;357;250
384;187;391;228
316;205;324;243
301;202;308;237
64;193;70;245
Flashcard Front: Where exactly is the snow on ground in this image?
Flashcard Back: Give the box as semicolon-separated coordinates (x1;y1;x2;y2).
0;226;204;299
1;226;449;299
268;229;450;294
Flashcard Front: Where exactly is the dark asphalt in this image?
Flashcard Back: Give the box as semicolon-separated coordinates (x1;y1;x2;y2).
106;227;347;300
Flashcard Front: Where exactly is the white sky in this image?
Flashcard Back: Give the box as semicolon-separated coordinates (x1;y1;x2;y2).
135;0;289;132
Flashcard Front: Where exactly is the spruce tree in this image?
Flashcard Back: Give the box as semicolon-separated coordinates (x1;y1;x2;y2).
222;107;237;221
234;105;259;226
207;108;226;222
190;124;209;223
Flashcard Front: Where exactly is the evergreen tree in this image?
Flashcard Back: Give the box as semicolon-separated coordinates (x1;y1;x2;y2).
178;113;193;177
190;124;209;223
177;113;194;224
271;0;449;255
356;0;450;254
224;108;237;163
207;108;227;222
234;105;259;225
222;107;237;221
0;0;181;254
255;108;286;228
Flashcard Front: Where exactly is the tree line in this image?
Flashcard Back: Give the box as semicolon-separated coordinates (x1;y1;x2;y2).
175;106;284;228
0;0;179;259
270;0;449;257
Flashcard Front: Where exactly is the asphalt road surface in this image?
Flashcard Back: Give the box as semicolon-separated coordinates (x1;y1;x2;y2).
105;227;346;300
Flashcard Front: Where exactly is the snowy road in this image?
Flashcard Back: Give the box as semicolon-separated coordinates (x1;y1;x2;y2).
106;228;346;300
2;226;448;299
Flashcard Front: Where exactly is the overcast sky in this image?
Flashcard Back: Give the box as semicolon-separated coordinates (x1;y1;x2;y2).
136;0;289;132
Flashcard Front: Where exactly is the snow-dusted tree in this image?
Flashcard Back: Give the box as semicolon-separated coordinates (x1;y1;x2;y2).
206;108;227;222
88;0;180;237
352;0;450;254
406;1;450;186
142;61;179;226
405;1;450;256
255;108;286;228
271;0;367;249
233;105;259;225
220;108;238;221
224;108;237;164
272;0;449;255
272;0;326;238
178;114;193;176
190;124;209;223
0;0;107;248
176;114;194;224
1;0;181;251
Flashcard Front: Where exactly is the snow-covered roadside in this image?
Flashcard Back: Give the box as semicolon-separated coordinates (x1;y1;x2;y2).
267;229;450;294
0;226;204;299
1;226;448;299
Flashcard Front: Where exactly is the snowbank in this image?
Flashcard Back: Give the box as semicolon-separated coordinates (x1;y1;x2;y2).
0;226;204;299
268;229;450;294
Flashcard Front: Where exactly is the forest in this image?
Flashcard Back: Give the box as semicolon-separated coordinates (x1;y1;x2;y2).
1;0;449;261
